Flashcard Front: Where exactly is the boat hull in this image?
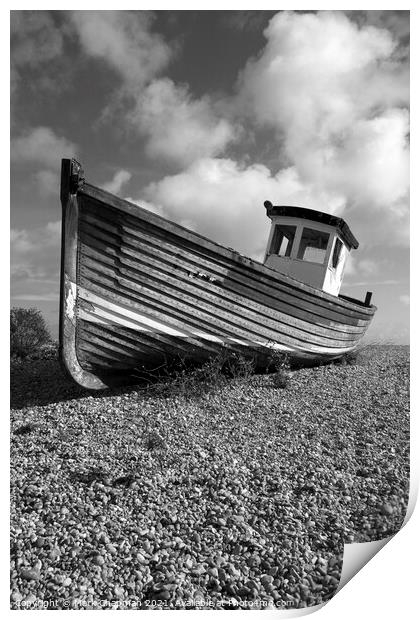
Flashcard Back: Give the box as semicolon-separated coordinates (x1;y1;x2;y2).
59;160;376;389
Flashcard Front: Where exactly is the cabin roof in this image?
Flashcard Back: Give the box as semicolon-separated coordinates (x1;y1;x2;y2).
264;202;359;250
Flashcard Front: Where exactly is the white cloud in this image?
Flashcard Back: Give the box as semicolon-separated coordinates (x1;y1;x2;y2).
11;11;64;91
11;12;64;66
356;258;378;276
343;279;400;287
143;158;347;260
63;10;409;256
70;11;171;88
34;170;59;197
45;221;61;236
10;230;34;256
102;170;132;195
11;222;62;302
316;110;409;208
12;293;58;302
349;10;410;46
71;12;236;167
11;127;77;170
124;197;164;217
131;78;237;166
239;11;407;129
236;11;409;244
345;257;397;284
123;10;409;251
11;126;78;197
11;221;61;255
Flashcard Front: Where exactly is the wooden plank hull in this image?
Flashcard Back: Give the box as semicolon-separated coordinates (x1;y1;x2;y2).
59;160;376;389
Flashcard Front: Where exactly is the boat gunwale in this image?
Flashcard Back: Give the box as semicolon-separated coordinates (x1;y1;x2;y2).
78;243;369;340
78;202;373;325
77;216;371;330
79;183;376;317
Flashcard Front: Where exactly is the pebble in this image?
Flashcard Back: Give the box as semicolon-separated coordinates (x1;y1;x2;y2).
10;347;409;610
380;503;394;515
157;589;171;600
106;544;117;555
35;536;45;548
114;585;124;598
20;567;40;581
261;574;274;585
23;593;37;604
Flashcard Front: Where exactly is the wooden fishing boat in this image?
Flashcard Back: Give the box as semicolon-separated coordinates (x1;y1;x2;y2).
59;158;376;389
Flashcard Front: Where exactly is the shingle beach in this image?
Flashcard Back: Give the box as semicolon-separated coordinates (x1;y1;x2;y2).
10;346;409;610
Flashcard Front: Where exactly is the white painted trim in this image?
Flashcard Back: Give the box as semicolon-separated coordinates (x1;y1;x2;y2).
76;285;354;357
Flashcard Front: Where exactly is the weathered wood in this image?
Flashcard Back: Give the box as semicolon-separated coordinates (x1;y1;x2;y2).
59;160;108;389
59;158;377;389
80;188;375;316
78;248;364;347
78;237;367;335
364;291;373;306
79;205;373;324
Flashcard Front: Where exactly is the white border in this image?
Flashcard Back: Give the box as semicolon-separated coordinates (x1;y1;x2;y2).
5;4;417;619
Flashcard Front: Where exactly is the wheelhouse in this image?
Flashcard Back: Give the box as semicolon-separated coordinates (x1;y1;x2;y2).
263;202;359;296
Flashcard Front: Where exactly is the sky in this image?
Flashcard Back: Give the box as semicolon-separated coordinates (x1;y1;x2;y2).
10;9;410;343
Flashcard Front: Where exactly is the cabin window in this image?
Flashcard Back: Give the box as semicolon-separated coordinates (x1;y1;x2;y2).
270;225;296;257
331;238;343;269
297;227;330;264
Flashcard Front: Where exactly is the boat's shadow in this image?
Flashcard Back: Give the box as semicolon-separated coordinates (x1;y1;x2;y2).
10;358;182;409
10;354;329;410
10;359;99;409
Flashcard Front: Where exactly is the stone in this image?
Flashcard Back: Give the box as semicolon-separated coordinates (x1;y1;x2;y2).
106;544;117;555
157;589;171;601
381;503;394;515
261;574;274;585
48;547;61;561
35;536;46;548
20;567;40;581
23;593;37;604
